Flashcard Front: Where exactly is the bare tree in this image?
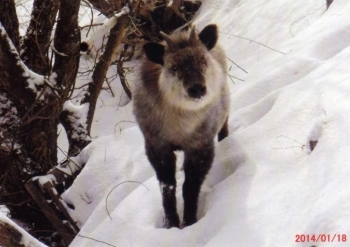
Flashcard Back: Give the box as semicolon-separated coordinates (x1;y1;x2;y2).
0;0;82;245
0;0;201;245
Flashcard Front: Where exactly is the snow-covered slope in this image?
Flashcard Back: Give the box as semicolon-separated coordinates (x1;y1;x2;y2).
65;0;350;246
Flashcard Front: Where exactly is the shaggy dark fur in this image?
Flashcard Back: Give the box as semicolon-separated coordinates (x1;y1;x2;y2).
133;24;230;228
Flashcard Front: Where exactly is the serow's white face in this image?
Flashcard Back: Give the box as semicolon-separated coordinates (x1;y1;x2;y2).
143;24;221;110
159;47;217;110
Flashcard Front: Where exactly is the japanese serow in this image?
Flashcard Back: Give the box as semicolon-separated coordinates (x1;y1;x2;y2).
133;24;230;228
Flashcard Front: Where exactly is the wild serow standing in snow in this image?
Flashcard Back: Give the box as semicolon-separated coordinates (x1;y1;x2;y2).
133;24;230;228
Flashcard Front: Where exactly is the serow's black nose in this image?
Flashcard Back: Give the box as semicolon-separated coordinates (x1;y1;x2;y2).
187;84;206;99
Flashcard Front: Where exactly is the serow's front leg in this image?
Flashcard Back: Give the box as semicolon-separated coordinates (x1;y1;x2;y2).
182;143;214;227
146;142;180;228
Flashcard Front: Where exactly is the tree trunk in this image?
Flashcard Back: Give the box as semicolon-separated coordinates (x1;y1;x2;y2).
0;0;20;51
1;0;202;244
21;0;60;75
0;0;81;243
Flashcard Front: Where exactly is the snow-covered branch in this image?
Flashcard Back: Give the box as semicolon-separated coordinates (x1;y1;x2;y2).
0;213;48;247
60;101;91;156
80;13;129;134
80;5;130;55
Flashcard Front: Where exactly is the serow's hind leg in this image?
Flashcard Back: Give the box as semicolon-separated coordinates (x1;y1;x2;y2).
146;142;180;228
218;117;229;142
182;143;214;227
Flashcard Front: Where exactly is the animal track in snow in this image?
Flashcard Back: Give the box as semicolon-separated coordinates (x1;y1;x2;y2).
308;120;325;153
231;91;278;132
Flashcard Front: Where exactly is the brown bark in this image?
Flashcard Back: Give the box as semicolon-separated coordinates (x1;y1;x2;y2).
0;31;35;113
60;109;91;156
53;0;92;156
0;222;27;247
0;28;39;189
0;216;47;247
53;0;80;95
0;0;203;243
0;0;81;242
12;0;82;186
0;0;20;51
21;0;60;75
117;44;132;99
0;27;58;225
86;0;113;16
25;180;77;246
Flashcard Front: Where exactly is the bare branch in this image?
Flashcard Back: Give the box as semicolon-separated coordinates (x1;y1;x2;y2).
0;27;36;114
117;44;132;99
0;215;48;247
21;0;59;75
52;0;80;97
0;0;20;51
81;14;129;134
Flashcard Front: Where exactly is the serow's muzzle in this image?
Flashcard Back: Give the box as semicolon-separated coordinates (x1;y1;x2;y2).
187;84;206;99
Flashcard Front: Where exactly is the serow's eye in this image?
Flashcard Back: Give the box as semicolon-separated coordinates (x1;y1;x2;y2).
171;65;178;72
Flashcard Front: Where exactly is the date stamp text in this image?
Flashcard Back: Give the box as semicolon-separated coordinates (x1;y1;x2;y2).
295;234;347;243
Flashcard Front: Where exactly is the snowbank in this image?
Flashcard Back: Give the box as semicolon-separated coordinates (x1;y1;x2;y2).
0;212;47;247
65;0;350;246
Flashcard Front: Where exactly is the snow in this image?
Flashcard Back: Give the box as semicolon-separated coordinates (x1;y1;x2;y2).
0;93;19;147
0;205;10;217
22;68;45;95
33;174;56;187
39;0;350;246
80;5;130;59
0;24;46;97
0;212;48;247
63;102;89;133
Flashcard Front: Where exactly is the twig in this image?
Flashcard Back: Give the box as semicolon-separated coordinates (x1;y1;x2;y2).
80;193;92;204
57;145;82;175
80;23;103;30
117;44;132;99
24;228;117;247
272;135;306;154
228;74;235;84
43;79;61;98
105;77;115;97
221;32;287;55
50;44;69;57
226;57;248;74
105;181;149;220
114;120;136;135
2;199;32;206
81;0;95;37
289;4;326;37
77;234;117;247
228;74;244;82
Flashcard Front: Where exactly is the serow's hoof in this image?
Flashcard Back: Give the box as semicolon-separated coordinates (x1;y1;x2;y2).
180;218;197;229
163;214;180;229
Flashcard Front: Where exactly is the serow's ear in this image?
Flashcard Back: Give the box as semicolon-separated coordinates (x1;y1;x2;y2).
143;42;165;65
198;24;218;51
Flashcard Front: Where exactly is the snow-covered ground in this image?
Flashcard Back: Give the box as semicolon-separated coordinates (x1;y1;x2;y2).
60;0;350;246
0;212;47;247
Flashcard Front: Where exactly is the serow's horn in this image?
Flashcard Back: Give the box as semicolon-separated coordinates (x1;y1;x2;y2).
160;31;176;51
189;25;197;44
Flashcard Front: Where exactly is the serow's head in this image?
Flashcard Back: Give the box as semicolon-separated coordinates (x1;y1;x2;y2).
143;24;219;109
